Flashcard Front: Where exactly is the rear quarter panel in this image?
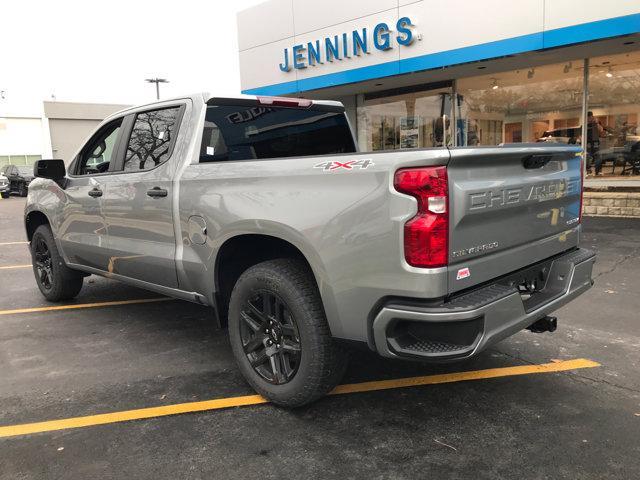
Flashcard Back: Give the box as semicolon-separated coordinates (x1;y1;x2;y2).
177;148;451;342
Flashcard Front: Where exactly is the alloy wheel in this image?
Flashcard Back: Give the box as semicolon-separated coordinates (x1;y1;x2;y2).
34;237;53;290
239;291;301;385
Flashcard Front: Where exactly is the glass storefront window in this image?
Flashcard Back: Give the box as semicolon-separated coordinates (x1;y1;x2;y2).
357;85;453;152
587;51;640;176
457;61;583;146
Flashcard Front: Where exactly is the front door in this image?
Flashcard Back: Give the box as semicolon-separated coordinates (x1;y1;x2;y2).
58;118;124;270
100;105;184;288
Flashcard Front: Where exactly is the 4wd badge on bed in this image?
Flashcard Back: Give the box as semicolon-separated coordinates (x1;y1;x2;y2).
314;159;374;171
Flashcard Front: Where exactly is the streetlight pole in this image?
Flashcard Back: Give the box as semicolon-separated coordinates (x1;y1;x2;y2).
145;78;169;100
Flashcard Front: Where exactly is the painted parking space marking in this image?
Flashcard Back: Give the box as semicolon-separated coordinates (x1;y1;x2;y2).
0;358;600;438
0;297;174;316
0;241;28;246
0;264;31;270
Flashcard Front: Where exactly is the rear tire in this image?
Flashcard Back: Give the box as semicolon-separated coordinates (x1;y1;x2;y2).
31;225;84;302
0;192;8;199
19;183;28;197
228;258;347;407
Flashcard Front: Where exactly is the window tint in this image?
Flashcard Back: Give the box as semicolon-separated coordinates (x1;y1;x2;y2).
199;105;355;162
123;107;181;172
77;119;123;175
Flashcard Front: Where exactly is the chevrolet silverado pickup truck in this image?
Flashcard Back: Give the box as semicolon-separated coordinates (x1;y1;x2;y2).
24;93;595;406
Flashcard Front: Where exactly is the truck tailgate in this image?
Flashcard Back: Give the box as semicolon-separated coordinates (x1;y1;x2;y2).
446;145;583;294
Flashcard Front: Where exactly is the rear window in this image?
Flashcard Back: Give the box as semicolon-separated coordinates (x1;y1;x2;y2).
199;105;355;162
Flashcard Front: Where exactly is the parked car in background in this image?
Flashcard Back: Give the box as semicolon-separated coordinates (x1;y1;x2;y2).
537;127;582;144
1;164;34;197
0;173;10;198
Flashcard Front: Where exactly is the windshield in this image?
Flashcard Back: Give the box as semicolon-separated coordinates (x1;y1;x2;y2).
16;166;33;175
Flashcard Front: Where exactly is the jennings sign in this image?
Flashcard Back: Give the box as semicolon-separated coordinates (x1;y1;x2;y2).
279;17;416;72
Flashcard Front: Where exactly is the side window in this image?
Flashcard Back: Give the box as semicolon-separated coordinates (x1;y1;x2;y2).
77;119;123;176
123;107;181;172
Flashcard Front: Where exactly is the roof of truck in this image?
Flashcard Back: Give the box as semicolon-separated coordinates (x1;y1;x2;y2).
107;92;344;119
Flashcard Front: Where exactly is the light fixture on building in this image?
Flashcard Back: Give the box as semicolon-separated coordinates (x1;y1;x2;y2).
527;68;535;79
563;62;572;73
606;67;613;78
491;78;499;90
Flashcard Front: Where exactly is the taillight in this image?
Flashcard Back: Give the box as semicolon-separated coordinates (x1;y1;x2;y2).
394;166;449;268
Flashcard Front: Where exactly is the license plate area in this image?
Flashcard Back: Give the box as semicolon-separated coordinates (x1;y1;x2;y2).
497;256;570;313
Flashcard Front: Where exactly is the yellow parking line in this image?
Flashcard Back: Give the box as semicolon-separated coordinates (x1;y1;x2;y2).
0;358;599;438
0;297;174;316
0;241;28;246
0;264;31;270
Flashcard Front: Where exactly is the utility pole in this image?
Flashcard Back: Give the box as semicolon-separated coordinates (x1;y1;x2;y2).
145;78;169;100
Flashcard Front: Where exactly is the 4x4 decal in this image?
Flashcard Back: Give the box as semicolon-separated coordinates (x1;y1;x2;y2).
314;159;374;171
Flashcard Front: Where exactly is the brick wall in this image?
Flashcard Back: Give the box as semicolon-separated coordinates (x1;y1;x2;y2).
583;192;640;217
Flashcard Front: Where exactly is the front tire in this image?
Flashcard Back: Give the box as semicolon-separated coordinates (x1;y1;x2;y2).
19;183;28;197
0;192;8;199
228;258;347;407
31;225;84;301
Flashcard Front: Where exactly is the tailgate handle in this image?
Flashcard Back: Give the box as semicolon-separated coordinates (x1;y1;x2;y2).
522;154;552;169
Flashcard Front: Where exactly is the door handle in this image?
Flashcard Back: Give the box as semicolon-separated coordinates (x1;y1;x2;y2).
147;187;168;198
88;188;103;198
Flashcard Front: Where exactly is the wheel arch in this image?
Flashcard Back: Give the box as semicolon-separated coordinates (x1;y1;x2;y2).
213;233;335;332
25;210;52;242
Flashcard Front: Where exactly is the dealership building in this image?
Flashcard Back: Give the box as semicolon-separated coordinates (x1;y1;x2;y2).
237;0;640;181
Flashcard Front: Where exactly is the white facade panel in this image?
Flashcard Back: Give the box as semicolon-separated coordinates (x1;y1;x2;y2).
292;0;396;35
399;0;544;60
237;0;295;51
240;38;297;91
0;118;45;156
544;0;640;31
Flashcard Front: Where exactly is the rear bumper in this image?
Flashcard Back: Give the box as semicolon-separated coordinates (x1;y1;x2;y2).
0;184;9;193
372;248;596;361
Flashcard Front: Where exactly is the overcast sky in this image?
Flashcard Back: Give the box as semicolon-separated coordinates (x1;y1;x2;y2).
1;0;263;115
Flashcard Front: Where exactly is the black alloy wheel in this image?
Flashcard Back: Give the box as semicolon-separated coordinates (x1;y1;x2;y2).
33;236;53;290
239;291;302;385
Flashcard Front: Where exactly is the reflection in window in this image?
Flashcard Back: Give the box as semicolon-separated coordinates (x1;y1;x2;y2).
587;51;640;176
124;107;180;171
357;88;453;152
457;61;583;146
199;105;355;162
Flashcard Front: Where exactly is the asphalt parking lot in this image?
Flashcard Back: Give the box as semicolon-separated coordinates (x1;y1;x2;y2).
1;195;639;479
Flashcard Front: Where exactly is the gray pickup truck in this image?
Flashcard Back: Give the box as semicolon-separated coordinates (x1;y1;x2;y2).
24;93;595;406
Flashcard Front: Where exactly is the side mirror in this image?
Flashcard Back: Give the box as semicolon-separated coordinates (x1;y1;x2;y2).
34;159;66;181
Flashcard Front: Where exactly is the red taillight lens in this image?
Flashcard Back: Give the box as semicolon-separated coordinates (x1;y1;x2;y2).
394;166;449;268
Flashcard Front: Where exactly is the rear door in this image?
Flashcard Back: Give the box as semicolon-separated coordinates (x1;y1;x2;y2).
100;104;185;288
446;144;582;293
